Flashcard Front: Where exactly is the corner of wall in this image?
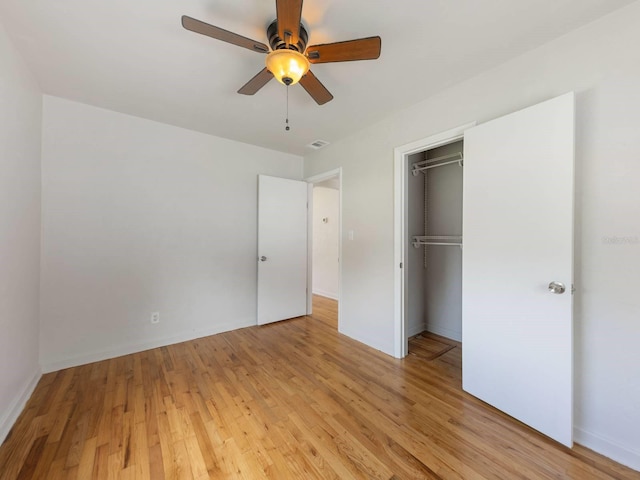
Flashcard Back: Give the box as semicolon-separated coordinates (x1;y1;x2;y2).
574;427;640;473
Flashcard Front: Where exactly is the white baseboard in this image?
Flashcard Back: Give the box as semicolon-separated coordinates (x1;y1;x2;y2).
407;322;426;338
41;319;255;373
574;427;640;472
312;289;339;300
425;323;462;342
0;368;42;444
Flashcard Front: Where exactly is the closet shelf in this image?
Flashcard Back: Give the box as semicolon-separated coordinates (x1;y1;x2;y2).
412;235;462;248
412;152;463;176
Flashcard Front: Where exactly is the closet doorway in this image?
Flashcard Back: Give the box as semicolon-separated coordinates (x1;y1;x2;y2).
393;123;474;358
406;138;464;361
408;140;464;335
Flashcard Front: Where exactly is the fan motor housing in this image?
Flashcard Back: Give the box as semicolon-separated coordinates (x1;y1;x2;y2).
267;20;308;53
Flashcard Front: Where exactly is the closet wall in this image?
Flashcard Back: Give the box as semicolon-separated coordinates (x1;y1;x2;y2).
407;140;464;341
407;152;426;336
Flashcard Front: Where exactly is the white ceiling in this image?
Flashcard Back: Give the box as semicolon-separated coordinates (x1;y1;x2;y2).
0;0;634;156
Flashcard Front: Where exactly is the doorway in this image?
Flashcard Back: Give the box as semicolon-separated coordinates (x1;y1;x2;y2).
306;168;342;329
406;138;465;361
393;124;474;358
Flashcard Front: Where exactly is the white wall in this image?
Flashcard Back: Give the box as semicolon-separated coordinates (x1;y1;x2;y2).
40;96;302;372
0;23;42;442
406;153;426;337
312;186;339;299
304;1;640;470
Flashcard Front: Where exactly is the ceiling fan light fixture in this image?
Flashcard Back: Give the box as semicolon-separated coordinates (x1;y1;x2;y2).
265;49;310;86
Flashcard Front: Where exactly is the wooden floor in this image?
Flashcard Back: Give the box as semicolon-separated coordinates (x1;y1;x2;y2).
408;332;459;362
1;296;638;479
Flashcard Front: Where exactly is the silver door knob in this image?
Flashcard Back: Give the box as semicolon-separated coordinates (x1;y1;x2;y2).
260;256;267;262
548;281;566;294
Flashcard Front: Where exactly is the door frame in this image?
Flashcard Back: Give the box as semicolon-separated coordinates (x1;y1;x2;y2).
393;123;476;358
305;168;343;326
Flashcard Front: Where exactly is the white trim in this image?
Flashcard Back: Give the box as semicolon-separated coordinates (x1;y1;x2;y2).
306;182;314;315
425;323;462;343
393;123;476;358
407;324;462;341
305;168;342;184
407;323;426;338
574;427;640;472
41;319;255;373
305;168;343;329
312;289;339;301
0;368;41;444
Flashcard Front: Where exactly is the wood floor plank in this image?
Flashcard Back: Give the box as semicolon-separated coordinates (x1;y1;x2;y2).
14;434;46;479
1;295;639;479
148;443;165;480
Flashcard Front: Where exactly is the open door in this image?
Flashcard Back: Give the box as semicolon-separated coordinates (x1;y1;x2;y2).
462;93;575;446
257;175;308;325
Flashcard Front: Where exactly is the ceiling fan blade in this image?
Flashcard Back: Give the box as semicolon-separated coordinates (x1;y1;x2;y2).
299;71;333;105
306;36;381;64
276;0;303;46
182;16;269;53
238;68;274;95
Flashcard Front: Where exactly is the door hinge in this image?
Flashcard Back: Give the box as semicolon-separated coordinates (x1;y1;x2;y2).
399;262;403;268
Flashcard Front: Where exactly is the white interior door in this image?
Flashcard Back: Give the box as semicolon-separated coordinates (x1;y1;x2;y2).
257;175;308;325
462;93;575;446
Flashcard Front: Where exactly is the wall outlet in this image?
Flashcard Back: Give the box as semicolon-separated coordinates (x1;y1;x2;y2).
150;312;160;324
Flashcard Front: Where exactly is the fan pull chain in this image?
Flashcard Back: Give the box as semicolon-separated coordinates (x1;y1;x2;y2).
285;86;290;131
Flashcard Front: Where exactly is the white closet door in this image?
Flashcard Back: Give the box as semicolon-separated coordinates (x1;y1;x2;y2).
257;175;308;325
462;93;574;446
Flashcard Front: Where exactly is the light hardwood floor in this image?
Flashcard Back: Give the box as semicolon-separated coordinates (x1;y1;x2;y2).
1;295;638;479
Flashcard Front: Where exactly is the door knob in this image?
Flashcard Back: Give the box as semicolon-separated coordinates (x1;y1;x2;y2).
548;281;566;294
260;256;267;262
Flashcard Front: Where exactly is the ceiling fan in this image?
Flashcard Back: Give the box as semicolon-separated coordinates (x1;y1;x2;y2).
182;0;381;105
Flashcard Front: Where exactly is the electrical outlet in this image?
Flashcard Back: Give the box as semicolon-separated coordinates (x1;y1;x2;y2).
150;312;160;324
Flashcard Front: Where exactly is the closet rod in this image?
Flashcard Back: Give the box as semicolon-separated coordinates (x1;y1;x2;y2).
412;241;463;248
412;235;462;248
412;152;463;176
415;235;462;240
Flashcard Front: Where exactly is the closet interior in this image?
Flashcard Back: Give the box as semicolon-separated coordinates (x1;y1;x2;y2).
407;140;464;356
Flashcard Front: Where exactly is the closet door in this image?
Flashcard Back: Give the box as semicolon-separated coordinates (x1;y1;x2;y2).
462;93;574;446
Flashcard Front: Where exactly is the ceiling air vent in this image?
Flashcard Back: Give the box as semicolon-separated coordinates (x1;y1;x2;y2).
307;139;330;150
